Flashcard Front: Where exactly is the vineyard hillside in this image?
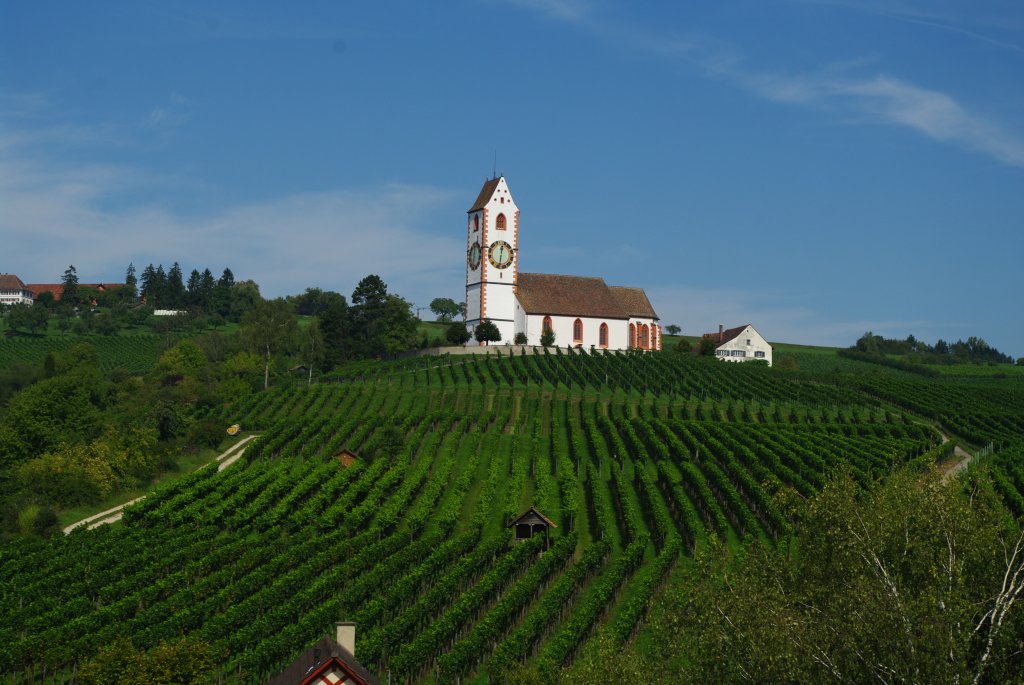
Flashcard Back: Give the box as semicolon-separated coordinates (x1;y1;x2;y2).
3;346;1023;683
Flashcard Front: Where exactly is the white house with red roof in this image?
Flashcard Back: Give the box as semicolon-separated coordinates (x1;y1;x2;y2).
0;274;34;306
464;176;661;351
702;324;773;366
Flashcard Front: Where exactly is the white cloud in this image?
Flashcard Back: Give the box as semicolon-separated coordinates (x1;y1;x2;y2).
0;153;463;302
646;284;929;347
504;2;1024;168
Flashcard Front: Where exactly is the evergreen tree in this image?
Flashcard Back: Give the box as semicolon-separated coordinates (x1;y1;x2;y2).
123;263;137;301
319;292;349;369
166;262;185;309
153;265;168;307
212;268;235;317
139;264;158;303
198;268;216;309
60;265;79;306
186;269;202;306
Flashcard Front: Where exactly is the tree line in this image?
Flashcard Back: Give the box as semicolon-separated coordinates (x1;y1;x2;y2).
854;331;1016;365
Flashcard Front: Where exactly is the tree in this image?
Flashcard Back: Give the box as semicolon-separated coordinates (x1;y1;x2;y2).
139;264;158;303
697;336;717;356
240;298;299;389
446;321;471;345
429;297;461;323
673;338;691;354
229;280;262;321
299;318;325;385
514;331;528;345
61;265;79;307
318;291;350;369
79;636;214;685
648;470;1024;685
186;269;202;307
540;327;555;348
665;324;681;336
211;267;235;317
6;302;48;334
123;262;137;302
348;275;417;358
474;319;502;344
166;262;186;308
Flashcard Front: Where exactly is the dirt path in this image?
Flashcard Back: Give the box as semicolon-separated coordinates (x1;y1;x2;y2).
63;434;260;534
936;429;974;483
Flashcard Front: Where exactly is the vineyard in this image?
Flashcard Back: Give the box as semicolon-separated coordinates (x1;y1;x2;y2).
0;334;176;374
2;347;1023;683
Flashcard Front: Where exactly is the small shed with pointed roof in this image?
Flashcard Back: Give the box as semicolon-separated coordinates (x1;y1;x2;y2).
508;507;557;546
335;449;360;469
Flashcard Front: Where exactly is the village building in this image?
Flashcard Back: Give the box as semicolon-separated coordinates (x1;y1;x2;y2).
702;324;773;366
0;274;35;306
268;622;380;685
465;176;661;351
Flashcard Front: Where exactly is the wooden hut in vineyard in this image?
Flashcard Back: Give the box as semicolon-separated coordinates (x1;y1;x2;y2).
508;507;557;548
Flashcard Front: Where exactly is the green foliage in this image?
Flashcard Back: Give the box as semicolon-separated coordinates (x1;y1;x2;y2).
474;319;502;344
650;471;1024;684
79;637;214;685
664;324;681;336
446;321;471;345
540;327;555;347
697;336;717;356
429;296;461;322
514;331;528;345
5;302;48;334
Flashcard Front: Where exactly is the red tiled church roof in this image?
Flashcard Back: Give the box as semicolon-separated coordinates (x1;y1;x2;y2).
516;273;629;319
515;273;658;321
608;286;658;319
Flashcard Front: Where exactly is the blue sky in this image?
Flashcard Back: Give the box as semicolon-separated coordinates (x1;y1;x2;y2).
2;1;1022;354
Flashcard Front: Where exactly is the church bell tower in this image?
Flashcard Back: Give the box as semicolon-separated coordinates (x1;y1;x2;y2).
465;175;519;344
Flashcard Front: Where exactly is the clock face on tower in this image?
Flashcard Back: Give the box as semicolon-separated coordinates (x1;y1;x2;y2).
488;240;514;269
468;242;482;270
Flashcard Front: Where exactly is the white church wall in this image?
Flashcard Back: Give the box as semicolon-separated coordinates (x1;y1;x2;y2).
466;177;520;346
523;313;629;350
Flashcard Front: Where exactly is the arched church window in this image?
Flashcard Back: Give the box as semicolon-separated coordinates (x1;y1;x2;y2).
543;316;553;333
599;323;608;348
496;213;506;229
573;319;583;342
629;324;636;348
640;324;649;349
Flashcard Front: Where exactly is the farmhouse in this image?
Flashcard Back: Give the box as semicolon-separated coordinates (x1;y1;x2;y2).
702;324;773;366
465;176;662;351
0;274;34;306
268;622;380;685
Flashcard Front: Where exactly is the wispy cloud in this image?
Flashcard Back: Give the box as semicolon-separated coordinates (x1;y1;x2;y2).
0;152;463;301
723;68;1024;167
647;284;930;347
502;1;1024;168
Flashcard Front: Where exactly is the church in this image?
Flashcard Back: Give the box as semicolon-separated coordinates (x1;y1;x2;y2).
465;176;662;351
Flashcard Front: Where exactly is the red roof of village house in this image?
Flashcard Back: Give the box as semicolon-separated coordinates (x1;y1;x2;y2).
0;274;30;291
25;283;124;301
702;324;750;346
